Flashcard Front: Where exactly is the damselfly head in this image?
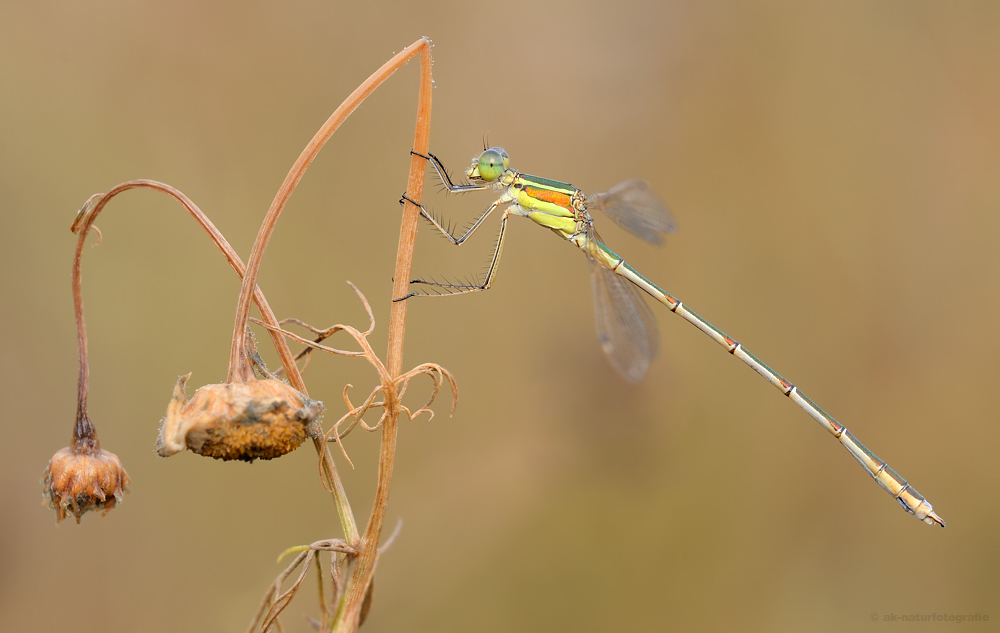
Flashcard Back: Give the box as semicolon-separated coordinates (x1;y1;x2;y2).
467;147;509;182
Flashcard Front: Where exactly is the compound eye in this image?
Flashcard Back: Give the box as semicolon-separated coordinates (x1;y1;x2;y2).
476;148;507;182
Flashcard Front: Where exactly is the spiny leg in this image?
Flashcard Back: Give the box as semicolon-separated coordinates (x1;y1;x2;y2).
400;193;505;245
410;150;488;194
395;209;513;301
399;149;512;300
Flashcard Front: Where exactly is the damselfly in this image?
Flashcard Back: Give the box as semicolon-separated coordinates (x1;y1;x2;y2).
399;146;944;527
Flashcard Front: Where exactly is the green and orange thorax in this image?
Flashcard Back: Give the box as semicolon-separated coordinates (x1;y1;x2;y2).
506;172;590;238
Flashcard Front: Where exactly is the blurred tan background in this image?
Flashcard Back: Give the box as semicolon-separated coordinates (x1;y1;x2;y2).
2;1;998;631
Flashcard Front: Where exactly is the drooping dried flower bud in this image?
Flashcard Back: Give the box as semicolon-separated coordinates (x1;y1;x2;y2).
157;373;323;461
42;442;130;525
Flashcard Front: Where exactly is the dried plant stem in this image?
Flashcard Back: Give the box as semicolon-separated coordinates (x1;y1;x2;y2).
68;36;439;633
70;201;100;452
333;39;434;633
226;37;433;387
222;40;435;553
70;180;307;392
68;180;354;527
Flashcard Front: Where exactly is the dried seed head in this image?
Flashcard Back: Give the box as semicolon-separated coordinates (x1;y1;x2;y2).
42;444;130;525
157;374;323;461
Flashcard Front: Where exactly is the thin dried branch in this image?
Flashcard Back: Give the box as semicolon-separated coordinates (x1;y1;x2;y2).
378;518;404;555
314;555;327;631
251;538;358;633
252;282;457;481
251;318;370;359
272;281;375;377
259;551;316;632
247;585;278;633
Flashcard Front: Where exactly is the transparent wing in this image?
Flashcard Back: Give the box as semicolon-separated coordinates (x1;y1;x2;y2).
586;240;660;383
586;179;677;246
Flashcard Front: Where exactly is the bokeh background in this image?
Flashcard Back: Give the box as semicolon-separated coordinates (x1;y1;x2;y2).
2;1;998;631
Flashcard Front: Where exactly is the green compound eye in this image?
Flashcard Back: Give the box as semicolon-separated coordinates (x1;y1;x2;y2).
476;148;509;182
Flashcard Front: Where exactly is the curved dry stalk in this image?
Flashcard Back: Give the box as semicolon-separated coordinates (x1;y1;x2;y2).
333;39;435;631
239;37;434;632
226;45;435;602
60;180;314;524
70;180;307;393
69;180;357;544
226;39;433;384
249;282;391;379
252;319;371;359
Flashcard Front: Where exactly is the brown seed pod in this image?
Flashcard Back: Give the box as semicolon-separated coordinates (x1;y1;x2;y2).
42;444;130;525
157;373;323;461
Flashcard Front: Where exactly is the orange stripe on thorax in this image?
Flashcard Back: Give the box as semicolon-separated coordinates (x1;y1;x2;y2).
523;186;573;209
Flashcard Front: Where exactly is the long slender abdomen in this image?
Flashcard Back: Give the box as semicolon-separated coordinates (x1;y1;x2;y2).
612;257;944;526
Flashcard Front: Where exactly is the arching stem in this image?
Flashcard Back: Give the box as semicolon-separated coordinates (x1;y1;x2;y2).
332;38;433;632
225;38;434;387
67;181;354;537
